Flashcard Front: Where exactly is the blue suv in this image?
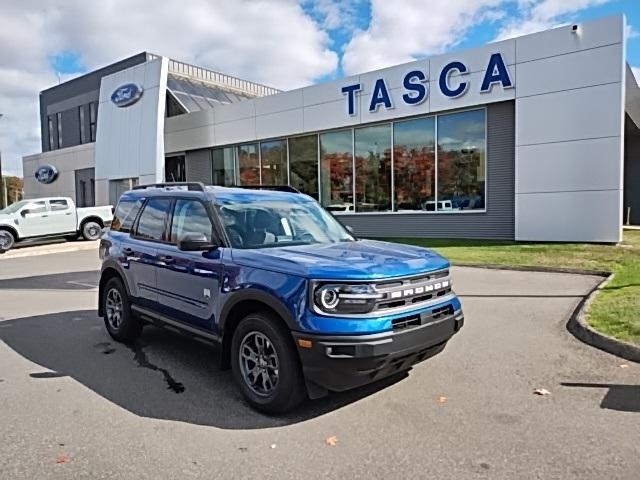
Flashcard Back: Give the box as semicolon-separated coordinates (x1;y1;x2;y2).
98;182;464;413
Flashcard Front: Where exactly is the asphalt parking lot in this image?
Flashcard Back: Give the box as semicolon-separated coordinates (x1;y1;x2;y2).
0;249;638;479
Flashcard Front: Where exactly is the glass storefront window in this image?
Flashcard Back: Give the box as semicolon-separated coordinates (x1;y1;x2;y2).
288;135;318;199
354;124;391;212
212;147;235;186
393;117;436;211
320;130;353;212
260;139;287;185
237;143;259;185
437;109;486;211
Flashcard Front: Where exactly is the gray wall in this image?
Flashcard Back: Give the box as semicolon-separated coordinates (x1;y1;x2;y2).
185;149;213;184
340;101;516;240
624;115;640;225
40;52;149;152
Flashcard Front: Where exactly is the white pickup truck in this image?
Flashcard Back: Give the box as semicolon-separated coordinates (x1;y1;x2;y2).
0;197;113;251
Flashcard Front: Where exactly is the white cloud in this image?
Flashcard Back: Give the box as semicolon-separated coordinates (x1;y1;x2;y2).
632;67;640;85
496;0;611;40
626;24;639;40
341;0;505;75
0;0;338;176
303;0;367;32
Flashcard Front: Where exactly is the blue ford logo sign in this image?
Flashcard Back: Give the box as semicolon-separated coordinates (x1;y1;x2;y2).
35;165;59;184
111;83;143;107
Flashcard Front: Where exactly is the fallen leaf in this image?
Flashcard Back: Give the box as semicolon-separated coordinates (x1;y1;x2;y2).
56;454;70;464
437;395;447;405
619;364;629;369
533;388;551;396
325;436;338;447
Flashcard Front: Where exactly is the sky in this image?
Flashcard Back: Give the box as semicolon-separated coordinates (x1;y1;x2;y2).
1;0;639;177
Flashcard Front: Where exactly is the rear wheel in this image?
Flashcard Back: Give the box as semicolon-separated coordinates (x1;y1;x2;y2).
81;220;102;241
231;312;306;414
0;229;16;251
102;277;142;343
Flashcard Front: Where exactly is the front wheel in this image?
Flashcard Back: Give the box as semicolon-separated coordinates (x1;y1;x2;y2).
231;312;306;414
0;230;16;251
81;220;102;241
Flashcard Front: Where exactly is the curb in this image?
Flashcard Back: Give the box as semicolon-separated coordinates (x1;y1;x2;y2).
566;273;640;364
0;241;99;260
454;262;611;277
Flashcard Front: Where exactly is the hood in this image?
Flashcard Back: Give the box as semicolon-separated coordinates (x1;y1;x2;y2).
0;213;13;224
230;239;449;280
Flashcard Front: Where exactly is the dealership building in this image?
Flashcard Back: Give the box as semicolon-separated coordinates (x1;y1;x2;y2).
23;15;640;242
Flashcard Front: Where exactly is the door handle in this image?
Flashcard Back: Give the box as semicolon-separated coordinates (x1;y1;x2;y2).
158;254;174;264
65;212;72;215
41;215;48;218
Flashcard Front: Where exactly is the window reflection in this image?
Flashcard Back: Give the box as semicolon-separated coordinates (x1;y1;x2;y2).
437;109;486;211
237;143;259;185
260;140;287;185
212;147;235;186
289;135;318;199
320;130;353;211
393;117;435;211
355;124;391;212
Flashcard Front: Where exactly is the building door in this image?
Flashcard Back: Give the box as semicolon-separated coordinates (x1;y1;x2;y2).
165;155;186;183
75;168;96;207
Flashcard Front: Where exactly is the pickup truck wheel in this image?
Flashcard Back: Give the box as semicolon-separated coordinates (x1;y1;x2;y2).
0;230;16;251
231;312;306;414
102;277;142;343
82;220;102;241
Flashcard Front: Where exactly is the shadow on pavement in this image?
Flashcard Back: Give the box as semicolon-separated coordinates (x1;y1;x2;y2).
561;382;640;413
0;271;100;290
0;310;409;429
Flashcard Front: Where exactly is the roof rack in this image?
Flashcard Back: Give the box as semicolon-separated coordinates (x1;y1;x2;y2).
133;182;205;192
233;185;301;194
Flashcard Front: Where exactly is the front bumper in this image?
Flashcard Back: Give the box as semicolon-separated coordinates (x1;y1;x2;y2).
293;309;464;395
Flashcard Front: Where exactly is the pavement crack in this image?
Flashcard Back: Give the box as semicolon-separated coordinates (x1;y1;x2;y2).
128;342;185;394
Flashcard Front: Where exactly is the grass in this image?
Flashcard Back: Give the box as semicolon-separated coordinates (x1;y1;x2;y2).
381;231;640;344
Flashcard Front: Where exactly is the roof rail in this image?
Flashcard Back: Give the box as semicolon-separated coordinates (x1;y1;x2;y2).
133;182;205;192
233;185;301;194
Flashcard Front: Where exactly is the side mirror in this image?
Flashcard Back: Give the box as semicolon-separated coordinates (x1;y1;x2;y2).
345;225;355;234
178;233;216;252
20;209;29;217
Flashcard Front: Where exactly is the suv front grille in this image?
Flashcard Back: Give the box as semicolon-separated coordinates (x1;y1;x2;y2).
391;304;455;331
373;269;452;313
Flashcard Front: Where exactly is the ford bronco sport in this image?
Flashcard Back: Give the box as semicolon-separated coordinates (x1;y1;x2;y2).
98;182;464;413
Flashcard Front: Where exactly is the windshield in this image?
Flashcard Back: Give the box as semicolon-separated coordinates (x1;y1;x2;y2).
216;198;354;249
0;200;29;215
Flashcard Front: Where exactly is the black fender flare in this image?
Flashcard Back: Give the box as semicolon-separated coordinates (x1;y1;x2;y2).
218;288;297;335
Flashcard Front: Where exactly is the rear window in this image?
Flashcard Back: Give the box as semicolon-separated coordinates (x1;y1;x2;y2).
110;198;143;233
134;198;172;242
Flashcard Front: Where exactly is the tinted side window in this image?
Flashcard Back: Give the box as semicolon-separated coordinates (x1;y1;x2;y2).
170;200;213;243
111;198;144;233
134;198;172;241
24;201;47;215
50;199;69;211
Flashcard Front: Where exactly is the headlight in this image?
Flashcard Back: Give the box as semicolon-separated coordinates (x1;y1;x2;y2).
313;283;382;314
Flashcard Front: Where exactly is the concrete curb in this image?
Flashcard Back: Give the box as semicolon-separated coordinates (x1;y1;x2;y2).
566;273;640;364
454;262;611;277
0;241;99;260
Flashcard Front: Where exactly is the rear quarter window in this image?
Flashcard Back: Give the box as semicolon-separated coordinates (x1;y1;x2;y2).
110;198;144;233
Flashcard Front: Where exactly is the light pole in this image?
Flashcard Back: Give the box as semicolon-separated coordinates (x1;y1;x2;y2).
0;113;4;209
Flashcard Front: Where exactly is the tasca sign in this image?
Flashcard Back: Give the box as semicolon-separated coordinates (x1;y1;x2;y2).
111;83;144;107
341;52;513;115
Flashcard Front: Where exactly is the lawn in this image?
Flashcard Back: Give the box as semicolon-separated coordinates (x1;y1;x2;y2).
381;231;640;344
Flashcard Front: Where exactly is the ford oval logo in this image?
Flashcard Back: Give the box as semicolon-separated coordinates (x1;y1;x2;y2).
111;83;143;107
35;165;59;184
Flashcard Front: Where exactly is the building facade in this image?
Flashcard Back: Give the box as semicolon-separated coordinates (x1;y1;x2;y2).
23;15;640;242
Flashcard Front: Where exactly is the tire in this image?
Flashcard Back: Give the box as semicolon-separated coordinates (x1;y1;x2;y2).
0;229;16;251
81;220;102;241
101;276;142;343
231;312;306;414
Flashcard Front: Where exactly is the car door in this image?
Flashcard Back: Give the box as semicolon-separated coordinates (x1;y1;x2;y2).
46;199;76;234
127;197;173;310
17;200;49;237
155;198;222;331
